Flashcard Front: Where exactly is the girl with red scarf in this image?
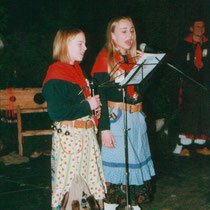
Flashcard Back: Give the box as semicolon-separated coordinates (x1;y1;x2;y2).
42;28;106;209
91;17;155;209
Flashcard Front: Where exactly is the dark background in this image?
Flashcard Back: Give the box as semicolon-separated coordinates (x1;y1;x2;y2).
0;0;209;87
0;0;209;138
0;2;209;209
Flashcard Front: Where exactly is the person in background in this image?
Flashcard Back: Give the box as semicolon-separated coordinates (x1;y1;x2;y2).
42;28;106;209
173;18;210;157
91;17;155;210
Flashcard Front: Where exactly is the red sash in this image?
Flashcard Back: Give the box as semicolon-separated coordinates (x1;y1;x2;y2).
91;49;136;97
43;61;91;98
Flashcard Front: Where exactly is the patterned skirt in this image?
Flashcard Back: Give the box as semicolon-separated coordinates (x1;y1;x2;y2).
105;181;152;206
101;108;155;205
51;116;106;208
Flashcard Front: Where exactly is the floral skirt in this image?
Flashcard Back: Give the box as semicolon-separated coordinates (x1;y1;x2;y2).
105;181;152;206
51;117;106;208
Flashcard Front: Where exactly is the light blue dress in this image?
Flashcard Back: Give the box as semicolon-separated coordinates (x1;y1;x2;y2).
101;107;155;186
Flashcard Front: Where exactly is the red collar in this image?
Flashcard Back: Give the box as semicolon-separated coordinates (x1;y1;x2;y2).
114;52;135;71
43;61;90;98
91;49;135;76
91;49;136;98
184;33;208;44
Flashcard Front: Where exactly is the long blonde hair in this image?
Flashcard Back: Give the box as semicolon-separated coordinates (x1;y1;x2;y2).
105;16;137;74
53;28;84;63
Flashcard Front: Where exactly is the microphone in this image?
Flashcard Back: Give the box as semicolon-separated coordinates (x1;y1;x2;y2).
89;79;96;96
139;43;162;53
89;79;97;116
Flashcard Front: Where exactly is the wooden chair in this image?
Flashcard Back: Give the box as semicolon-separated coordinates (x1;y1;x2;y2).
0;88;52;156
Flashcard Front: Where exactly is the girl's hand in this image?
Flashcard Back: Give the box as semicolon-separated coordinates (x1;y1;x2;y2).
101;130;116;148
95;107;101;119
136;50;144;61
86;94;101;110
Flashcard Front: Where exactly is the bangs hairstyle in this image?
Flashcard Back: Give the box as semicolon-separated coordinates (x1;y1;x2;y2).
53;28;83;63
105;16;137;73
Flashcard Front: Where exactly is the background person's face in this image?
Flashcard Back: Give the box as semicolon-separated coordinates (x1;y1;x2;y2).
190;21;205;38
111;19;135;54
68;32;87;64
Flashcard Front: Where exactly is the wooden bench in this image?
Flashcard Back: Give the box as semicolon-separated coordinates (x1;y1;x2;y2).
0;88;52;156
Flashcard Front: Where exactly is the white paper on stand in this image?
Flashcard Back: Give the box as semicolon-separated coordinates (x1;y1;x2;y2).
120;53;166;86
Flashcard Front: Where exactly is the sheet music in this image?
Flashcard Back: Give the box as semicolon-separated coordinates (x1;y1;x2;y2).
120;53;166;86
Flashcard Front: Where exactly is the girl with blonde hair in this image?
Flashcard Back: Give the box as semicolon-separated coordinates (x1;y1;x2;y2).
91;17;155;209
43;28;106;209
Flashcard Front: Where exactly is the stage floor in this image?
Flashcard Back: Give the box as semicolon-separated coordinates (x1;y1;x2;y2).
0;150;210;209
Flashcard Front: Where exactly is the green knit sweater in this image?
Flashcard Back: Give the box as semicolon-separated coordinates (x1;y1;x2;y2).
42;79;91;121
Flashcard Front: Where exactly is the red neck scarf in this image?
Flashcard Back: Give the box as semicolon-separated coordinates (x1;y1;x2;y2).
43;61;91;98
91;49;136;97
114;53;135;70
184;34;208;70
43;61;99;127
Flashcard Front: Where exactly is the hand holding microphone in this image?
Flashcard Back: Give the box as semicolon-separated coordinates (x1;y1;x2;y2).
136;49;144;60
88;79;101;117
86;94;101;111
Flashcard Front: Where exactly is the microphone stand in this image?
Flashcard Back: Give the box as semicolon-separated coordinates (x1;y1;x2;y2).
98;63;144;210
156;58;208;91
122;86;130;210
122;63;145;210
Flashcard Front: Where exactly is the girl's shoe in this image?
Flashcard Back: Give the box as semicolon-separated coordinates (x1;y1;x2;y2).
104;202;119;210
